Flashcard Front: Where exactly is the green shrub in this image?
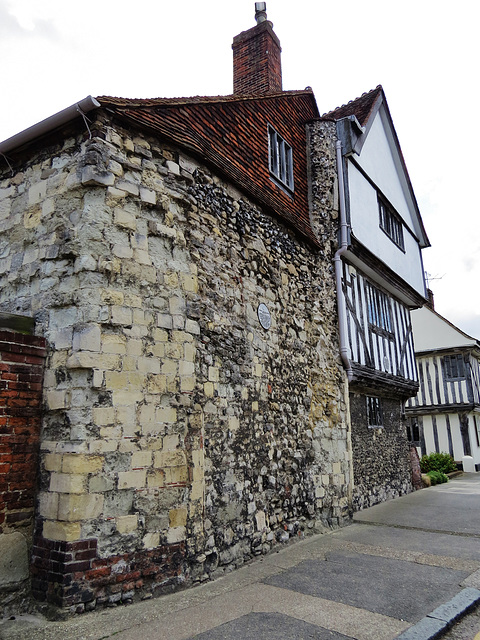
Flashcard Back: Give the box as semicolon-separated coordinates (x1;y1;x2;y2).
420;452;457;474
427;470;449;485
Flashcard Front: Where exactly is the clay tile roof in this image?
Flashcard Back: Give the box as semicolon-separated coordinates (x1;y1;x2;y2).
97;90;315;109
322;85;383;126
96;90;320;246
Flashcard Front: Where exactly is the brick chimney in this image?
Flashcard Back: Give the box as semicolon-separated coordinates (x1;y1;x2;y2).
232;3;282;95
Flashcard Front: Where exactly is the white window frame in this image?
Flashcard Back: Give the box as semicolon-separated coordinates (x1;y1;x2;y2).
268;125;294;192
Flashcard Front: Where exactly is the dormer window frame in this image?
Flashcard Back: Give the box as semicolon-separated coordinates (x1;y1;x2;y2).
268;125;294;193
378;195;405;252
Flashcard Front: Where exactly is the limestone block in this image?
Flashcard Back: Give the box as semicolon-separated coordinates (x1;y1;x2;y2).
118;469;147;489
114;207;137;230
38;492;59;519
154;450;186;468
116;515;138;534
140;187;156;204
81;165;115;186
165;343;183;359
208;367;220;382
28;181;47;205
147;374;167;394
89;474;115;493
143;532;160;549
180;273;198;293
137;356;161;374
147;470;165;488
72;324;101;352
180;376;196;392
89;440;118;453
169;297;185;315
185;319;200;335
163;434;179;451
66;352;120;370
167;526;185;543
113;243;133;259
178;361;195;376
113;389;143;405
44;453;63;472
116;180;139;196
169;508;187;528
101;289;125;305
0;532;29;586
184;343;196;362
105;371;128;390
111;305;133;325
172;331;194;343
131;451;152;468
62;454;103;474
46;388;70;411
157;314;173;329
58;493;104;521
126;338;143;355
166;161;180;175
156;407;177;424
43;520;81;542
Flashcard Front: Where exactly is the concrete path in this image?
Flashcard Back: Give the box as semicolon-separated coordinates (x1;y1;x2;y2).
2;474;480;640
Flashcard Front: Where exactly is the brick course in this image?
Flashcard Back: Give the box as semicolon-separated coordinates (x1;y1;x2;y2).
0;329;46;534
0;324;46;614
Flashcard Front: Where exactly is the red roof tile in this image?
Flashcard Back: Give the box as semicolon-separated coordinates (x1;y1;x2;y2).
322;85;383;126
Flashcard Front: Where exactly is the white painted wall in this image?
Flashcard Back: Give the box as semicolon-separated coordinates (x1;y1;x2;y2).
419;412;480;467
348;162;425;295
412;306;479;352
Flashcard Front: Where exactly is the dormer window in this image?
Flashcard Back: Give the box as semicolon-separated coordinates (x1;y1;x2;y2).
378;196;404;251
268;125;294;192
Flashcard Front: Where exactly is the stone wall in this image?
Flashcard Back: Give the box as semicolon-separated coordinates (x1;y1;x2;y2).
0;322;46;615
0;112;351;612
349;393;412;510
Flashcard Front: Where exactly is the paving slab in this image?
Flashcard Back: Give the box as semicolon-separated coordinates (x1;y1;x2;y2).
263;551;470;622
335;523;480;562
189;612;352;640
354;474;480;535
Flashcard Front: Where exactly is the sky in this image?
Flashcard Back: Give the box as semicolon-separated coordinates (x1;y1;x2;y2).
1;0;479;338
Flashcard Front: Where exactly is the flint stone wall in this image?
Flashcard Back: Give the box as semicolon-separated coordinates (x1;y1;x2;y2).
349;393;412;510
0;112;351;611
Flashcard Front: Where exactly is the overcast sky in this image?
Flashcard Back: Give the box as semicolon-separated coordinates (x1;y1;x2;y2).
1;0;478;338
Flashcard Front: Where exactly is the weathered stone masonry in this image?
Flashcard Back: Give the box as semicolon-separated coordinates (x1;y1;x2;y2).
0;112;351;611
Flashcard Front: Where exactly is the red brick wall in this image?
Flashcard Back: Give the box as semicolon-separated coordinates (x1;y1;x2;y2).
232;21;282;95
30;537;185;612
0;329;46;536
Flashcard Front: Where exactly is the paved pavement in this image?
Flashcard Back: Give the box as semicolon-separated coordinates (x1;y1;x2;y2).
2;473;480;640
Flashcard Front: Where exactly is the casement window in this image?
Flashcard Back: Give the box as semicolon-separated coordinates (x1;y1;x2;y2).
378;196;405;251
443;354;466;380
406;418;420;444
365;282;393;334
367;396;383;428
268;125;294;191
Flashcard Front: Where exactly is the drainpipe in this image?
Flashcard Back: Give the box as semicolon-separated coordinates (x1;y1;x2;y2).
334;139;353;382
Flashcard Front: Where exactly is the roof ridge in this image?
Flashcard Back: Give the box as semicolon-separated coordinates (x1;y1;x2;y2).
321;85;383;122
98;89;316;109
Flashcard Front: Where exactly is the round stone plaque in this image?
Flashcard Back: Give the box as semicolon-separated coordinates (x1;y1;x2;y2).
257;303;271;330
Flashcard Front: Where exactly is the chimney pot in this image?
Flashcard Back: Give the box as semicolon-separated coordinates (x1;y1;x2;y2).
255;2;267;23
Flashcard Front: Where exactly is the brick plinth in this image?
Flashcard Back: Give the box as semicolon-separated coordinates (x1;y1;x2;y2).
31;534;186;611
